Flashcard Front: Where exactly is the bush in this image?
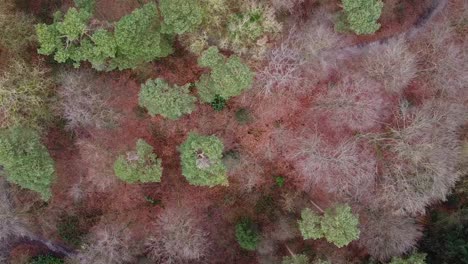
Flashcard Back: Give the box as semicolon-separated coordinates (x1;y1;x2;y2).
36;3;174;70
338;0;383;35
0;60;53;129
73;0;95;13
160;0;203;34
298;204;360;248
146;207;209;263
196;47;253;103
139;78;197;120
57;215;85;246
389;253;426;264
0;127;55;200
281;254;310;264
235;108;253;124
235;218;260;251
113;139;162;183
209;94;226;111
57;70;116;130
179;133;227;187
30;255;64;264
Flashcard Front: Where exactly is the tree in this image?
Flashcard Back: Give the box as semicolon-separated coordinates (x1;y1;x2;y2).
298;208;322;240
146;207;209;263
112;3;174;70
113;139;162;183
159;0;203;34
298;204;359;248
0;59;53;129
281;254;309;264
138;78;197;120
0;127;55;200
196;47;253;103
389;253;426;264
321;204;360;248
235;218;260;251
338;0;383;35
0;2;36;55
179;133;227;187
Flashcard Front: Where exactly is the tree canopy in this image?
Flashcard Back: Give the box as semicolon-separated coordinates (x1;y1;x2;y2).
340;0;383;35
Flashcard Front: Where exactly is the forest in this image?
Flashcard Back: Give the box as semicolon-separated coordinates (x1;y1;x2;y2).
0;0;467;263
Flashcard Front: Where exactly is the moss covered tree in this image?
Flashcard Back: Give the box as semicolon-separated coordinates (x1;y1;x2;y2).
139;78;197;120
179;133;227;187
0;127;55;200
114;139;162;183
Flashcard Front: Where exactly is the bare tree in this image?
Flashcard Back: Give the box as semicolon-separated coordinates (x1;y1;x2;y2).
370;100;466;215
270;0;305;13
226;151;265;192
72;224;135;264
146;207;209;263
365;37;417;94
57;70;116;130
293;133;377;200
0;178;29;242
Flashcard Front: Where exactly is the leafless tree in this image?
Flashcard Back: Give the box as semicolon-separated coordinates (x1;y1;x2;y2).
370;100;466;215
226;151;265;192
365;37;417;94
293;133;377;200
358;210;423;261
72;224;135;264
0;178;29;242
57;70;116;130
270;0;305;13
313;75;392;131
146;207;209;264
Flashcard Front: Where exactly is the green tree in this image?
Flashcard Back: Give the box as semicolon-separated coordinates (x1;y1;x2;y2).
0;127;55;200
29;254;64;264
196;47;253;103
112;3;173;70
281;254;310;264
321;204;360;248
389;253;426;264
160;0;203;34
298;204;359;248
339;0;383;35
114;139;162;183
235;218;259;251
298;208;323;240
139;78;197;120
179;133;227;187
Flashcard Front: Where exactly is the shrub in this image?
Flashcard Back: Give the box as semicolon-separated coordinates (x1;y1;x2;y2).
298;204;360;248
30;255;64;264
364;37;417;93
139;78;197;120
209;94;226;111
281;254;310;264
146;207;209;263
57;70;116;130
338;0;383;35
235;218;260;251
57;215;85;246
73;0;95;13
358;210;423;261
0;127;55;200
196;47;253;103
72;225;134;264
179;133;227;187
235;108;253;124
389;253;426;264
160;0;203;34
36;3;174;70
0;60;53;129
113;139;162;183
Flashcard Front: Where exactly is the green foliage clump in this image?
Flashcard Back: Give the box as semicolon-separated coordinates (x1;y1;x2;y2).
298;204;360;248
196;47;253;103
114;139;162;183
298;208;323;240
420;205;468;263
209;94;226;111
29;255;64;264
0;2;36;55
139;79;197;120
57;215;85;246
389;253;427;264
36;3;174;70
73;0;95;13
0;127;55;200
160;0;203;34
0;60;53;129
179;133;227;187
281;254;310;264
235;218;260;251
275;176;285;187
338;0;383;35
235;108;253;125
